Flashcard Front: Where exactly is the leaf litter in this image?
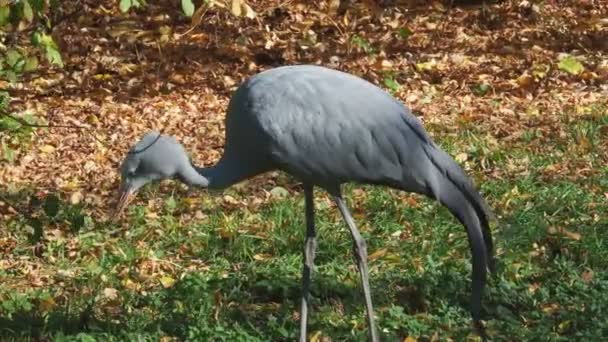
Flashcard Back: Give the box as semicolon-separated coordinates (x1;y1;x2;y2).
0;0;607;333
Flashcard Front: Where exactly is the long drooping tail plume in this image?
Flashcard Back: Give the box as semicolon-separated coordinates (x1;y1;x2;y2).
422;143;495;326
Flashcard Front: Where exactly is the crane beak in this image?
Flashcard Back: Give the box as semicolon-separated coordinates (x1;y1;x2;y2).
113;185;136;221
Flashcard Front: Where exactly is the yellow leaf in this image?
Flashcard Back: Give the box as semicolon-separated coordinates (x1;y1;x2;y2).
368;248;388;261
327;0;341;14
39;145;56;153
404;336;418;342
558;320;572;333
39;296;56;311
241;2;256;19
218;228;234;239
253;253;272;261
517;73;534;87
160;275;176;288
310;331;323;342
86;114;99;124
122;277;139;291
70;191;83;205
415;60;437;71
455;152;468;163
230;0;242;16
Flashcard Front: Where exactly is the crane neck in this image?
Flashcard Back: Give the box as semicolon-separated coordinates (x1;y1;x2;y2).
181;156;248;190
180;152;272;191
195;162;238;190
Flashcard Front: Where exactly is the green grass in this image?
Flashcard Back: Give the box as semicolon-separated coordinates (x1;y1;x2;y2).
1;108;607;341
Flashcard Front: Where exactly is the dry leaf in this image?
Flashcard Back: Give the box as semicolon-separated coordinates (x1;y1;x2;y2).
103;287;119;300
242;2;256;19
581;270;593;283
327;0;341;14
368;248;388;261
253;253;272;261
561;228;581;241
39;296;56;311
160;275;176;288
310;331;323;342
230;0;242;16
455;152;468;163
39;145;56;153
70;191;83;204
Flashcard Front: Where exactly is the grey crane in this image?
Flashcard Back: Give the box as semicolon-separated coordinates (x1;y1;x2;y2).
114;65;495;341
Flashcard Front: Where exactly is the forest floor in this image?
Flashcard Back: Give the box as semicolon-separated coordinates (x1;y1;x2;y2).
1;0;607;340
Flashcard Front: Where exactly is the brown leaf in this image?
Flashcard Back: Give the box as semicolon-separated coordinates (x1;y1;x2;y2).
39;296;56;311
368;248;388;261
561;228;581;241
327;0;341;15
581;270;593;283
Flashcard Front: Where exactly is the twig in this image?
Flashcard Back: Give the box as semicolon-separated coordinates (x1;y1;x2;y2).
0;110;110;148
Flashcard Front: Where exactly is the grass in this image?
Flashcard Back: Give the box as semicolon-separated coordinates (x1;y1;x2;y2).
1;106;607;341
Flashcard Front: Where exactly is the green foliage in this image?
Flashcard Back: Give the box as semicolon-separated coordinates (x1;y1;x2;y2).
351;34;376;54
31;31;63;67
383;71;401;94
1;152;607;340
471;82;491;96
397;27;412;39
0;6;10;26
119;0;146;13
181;0;195;17
558;55;584;75
0;1;64;82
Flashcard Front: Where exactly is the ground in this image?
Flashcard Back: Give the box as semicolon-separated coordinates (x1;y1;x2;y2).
1;0;607;341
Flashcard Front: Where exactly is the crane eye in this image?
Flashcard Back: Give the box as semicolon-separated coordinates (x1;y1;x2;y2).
127;169;137;177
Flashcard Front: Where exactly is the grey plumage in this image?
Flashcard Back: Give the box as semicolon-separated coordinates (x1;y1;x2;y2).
115;65;495;341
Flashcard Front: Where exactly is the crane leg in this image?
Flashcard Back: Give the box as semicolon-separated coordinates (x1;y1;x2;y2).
334;195;379;342
300;184;317;342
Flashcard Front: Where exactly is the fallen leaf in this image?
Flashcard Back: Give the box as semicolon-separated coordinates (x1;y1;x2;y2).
561;228;581;241
581;270;593;283
310;331;323;342
70;191;83;204
39;296;56;311
253;253;272;261
368;248;388;261
160;275;176;288
39;145;56;153
558;56;584;75
455;152;468;163
103;287;119;300
230;0;242;17
270;186;289;199
122;278;139;291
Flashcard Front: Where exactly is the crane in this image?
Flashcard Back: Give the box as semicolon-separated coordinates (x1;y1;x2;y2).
114;65;495;341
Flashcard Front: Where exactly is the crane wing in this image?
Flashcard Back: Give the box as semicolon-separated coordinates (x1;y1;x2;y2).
240;65;432;191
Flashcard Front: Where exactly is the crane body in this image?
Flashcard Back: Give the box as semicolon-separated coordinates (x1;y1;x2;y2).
115;65;495;341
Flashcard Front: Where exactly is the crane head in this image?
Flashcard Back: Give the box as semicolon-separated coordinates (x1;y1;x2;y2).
113;131;190;219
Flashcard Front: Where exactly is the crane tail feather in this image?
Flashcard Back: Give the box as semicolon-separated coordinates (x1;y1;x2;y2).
422;144;495;322
424;144;495;272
